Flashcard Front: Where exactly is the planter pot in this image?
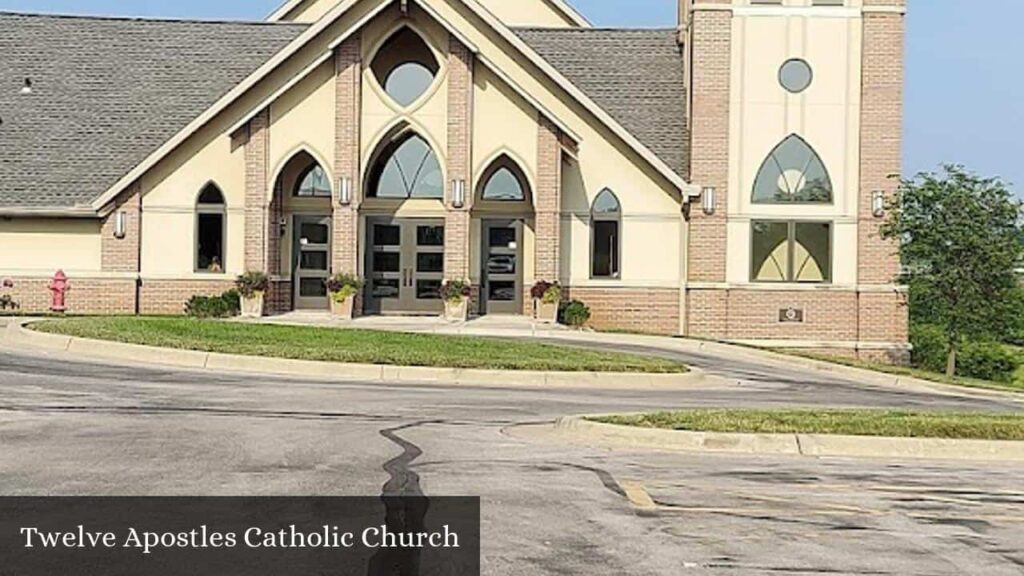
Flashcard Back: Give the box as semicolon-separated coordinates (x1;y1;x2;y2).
240;292;265;318
330;295;355;319
444;298;469;323
534;299;559;324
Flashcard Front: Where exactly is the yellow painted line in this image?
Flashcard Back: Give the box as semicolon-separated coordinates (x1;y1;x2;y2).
620;481;657;511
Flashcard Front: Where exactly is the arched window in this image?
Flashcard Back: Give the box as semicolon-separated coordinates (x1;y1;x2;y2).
195;184;226;273
371;28;440;107
591;189;621;279
294;164;331;198
367;132;443;199
479;155;529;202
751;221;832;283
752;135;833;204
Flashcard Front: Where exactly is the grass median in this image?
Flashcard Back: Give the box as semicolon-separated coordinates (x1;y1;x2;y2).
593;410;1024;441
30;317;687;373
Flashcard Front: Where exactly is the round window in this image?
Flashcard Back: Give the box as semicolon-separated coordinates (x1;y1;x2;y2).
779;59;813;94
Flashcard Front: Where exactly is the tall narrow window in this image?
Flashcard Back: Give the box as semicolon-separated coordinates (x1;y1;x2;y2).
371;28;440;108
751;221;832;283
196;184;226;273
591;189;621;279
368;132;443;199
294;164;331;198
752;135;833;204
478;155;530;202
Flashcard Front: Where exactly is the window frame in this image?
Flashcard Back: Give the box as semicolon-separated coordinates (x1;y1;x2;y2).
194;184;227;275
293;164;332;198
751;134;835;206
749;220;833;285
476;155;532;205
366;131;444;201
590;189;622;280
369;26;442;111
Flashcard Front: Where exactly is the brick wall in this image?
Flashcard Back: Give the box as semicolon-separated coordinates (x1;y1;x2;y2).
4;276;136;315
139;279;236;315
245;109;271;272
333;36;362;277
444;35;473;281
100;182;142;273
535;115;562;282
566;286;680;335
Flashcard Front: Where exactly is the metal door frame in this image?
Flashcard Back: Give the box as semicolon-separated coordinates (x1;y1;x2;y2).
292;214;332;310
480;219;524;315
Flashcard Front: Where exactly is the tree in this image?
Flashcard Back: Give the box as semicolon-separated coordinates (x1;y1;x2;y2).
881;165;1024;376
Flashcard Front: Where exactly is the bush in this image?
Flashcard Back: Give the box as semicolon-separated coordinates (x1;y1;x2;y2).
958;341;1021;383
560;300;591;328
236;271;269;298
910;323;949;373
185;290;241;319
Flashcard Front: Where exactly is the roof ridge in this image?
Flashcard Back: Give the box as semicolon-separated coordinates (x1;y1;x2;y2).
512;26;677;33
0;10;309;27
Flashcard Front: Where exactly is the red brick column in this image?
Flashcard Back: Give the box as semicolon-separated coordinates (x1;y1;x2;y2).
535;115;562;283
244;108;271;272
333;36;362;277
858;0;908;356
101;181;142;273
685;0;731;338
444;35;474;282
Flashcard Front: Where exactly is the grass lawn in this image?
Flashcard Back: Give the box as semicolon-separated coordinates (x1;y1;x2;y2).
781;350;1024;394
593;410;1024;441
31;317;687;373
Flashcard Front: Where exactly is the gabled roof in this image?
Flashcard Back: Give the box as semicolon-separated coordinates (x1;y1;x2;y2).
514;27;688;179
0;12;306;210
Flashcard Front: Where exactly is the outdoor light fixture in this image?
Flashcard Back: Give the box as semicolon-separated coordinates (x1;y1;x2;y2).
701;186;716;216
872;190;886;218
451;179;466;209
20;78;32;95
338;176;353;206
113;210;127;239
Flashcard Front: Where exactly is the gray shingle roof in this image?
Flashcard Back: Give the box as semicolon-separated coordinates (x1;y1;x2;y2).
0;12;306;209
514;27;689;180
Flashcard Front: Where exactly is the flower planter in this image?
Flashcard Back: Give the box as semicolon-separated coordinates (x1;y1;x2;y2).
444;298;469;323
240;292;265;318
534;299;559;324
330;295;355;319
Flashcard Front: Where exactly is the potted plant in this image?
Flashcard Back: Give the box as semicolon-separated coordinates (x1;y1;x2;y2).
440;279;472;323
326;273;363;319
236;271;269;318
531;280;561;324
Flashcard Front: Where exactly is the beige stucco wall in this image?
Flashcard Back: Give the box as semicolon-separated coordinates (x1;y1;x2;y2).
725;8;863;287
0;219;102;274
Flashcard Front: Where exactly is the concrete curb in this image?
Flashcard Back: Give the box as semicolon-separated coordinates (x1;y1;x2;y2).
4;321;705;390
553;416;1024;463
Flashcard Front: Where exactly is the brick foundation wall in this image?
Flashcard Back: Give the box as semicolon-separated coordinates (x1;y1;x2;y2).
566;286;680;335
266;280;293;316
138;279;236;315
3;276;136;315
100;183;142;273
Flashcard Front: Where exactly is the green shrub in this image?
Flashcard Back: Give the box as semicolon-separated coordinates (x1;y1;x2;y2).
910;323;948;373
326;273;363;302
957;341;1021;382
185;290;241;319
236;271;269;298
560;300;591;328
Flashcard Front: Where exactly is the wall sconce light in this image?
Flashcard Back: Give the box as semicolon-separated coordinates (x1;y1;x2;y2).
701;186;716;216
338;176;353;206
872;190;886;218
451;179;466;209
113;210;127;239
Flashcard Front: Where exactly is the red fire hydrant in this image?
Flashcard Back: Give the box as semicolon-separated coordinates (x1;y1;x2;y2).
48;270;69;313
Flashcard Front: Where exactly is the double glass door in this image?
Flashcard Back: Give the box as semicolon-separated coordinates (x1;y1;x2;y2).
293;215;332;310
366;218;445;314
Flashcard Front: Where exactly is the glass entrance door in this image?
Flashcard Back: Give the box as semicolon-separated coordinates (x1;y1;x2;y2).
366;218;445;315
481;220;523;315
293;215;332;310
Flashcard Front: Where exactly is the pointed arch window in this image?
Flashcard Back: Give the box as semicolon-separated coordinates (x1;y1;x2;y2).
752;135;833;204
479;155;530;202
295;164;331;198
751;221;832;283
591;189;621;279
371;27;440;108
195;184;226;273
368;133;443;199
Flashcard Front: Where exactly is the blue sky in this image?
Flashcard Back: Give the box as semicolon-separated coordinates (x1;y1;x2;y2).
1;0;1019;193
